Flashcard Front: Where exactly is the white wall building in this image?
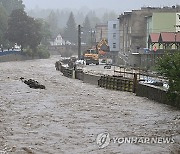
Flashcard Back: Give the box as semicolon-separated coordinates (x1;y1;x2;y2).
108;20;120;52
50;34;66;46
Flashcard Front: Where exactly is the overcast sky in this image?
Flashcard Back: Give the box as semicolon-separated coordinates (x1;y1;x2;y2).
23;0;180;12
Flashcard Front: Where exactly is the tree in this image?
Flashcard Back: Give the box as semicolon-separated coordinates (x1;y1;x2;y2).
0;4;8;45
38;19;51;45
87;11;101;28
82;16;91;45
63;12;77;44
6;9;42;51
102;11;117;23
156;52;180;106
0;0;24;15
46;11;59;38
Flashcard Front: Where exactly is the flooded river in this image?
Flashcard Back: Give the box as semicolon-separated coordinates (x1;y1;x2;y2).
0;56;179;154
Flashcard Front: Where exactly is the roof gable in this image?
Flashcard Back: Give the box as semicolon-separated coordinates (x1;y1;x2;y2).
159;32;176;42
148;33;160;43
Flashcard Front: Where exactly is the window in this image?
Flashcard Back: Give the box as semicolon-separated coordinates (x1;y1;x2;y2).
113;43;116;48
178;14;180;20
113;33;116;39
113;24;116;29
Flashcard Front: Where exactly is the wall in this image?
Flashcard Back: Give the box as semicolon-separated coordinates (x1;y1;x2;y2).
83;73;101;85
136;83;180;108
152;13;176;33
0;53;32;62
129;52;164;69
176;13;180;32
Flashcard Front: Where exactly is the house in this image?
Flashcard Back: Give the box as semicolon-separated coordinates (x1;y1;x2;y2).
118;6;180;55
148;32;180;50
50;34;66;46
146;12;180;48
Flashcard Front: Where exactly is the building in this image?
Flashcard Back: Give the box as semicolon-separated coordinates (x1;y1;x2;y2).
118;6;180;55
146;12;180;49
108;20;120;52
50;34;66;46
95;24;108;43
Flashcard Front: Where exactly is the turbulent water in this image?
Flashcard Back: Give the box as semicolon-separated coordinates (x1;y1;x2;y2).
0;56;179;154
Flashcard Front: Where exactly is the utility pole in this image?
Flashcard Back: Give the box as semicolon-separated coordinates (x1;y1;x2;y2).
78;25;81;60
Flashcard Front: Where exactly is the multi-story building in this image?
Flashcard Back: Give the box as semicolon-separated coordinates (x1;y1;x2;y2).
118;6;180;55
108;20;120;52
146;12;180;49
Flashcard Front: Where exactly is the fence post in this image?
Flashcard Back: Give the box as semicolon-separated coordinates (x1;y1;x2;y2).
133;73;138;93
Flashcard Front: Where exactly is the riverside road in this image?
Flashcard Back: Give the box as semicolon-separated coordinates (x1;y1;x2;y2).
0;56;179;154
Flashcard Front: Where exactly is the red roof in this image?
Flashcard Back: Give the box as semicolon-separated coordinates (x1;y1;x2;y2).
148;33;160;43
160;32;180;42
175;32;180;42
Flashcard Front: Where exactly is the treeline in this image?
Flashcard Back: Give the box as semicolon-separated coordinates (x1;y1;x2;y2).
28;8;118;45
0;0;118;53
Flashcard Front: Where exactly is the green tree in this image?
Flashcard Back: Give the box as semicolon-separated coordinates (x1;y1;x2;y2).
0;4;8;45
0;0;24;15
102;11;117;23
38;19;51;45
46;11;59;39
63;12;77;44
156;52;180;106
6;9;42;51
82;16;91;45
87;11;101;28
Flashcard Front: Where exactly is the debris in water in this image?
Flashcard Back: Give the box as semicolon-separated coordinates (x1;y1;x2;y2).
20;77;45;89
22;147;34;154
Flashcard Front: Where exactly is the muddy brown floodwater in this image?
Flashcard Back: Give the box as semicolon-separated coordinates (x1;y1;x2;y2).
0;56;179;154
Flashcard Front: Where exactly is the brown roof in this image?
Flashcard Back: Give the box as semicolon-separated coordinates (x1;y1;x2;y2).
148;33;160;43
175;32;180;42
159;32;180;43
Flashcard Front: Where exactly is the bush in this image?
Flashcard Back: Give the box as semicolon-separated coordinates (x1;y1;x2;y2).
23;47;33;57
156;51;180;107
36;45;50;59
23;45;50;59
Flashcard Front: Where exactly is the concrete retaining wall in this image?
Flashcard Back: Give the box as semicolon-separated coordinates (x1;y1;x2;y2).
0;53;32;62
136;83;168;104
83;73;101;85
136;83;179;108
56;61;179;108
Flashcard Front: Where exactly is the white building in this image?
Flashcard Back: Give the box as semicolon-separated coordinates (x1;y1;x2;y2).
50;34;66;46
108;20;120;52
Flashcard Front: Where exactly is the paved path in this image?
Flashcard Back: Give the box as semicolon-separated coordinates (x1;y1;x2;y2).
0;56;179;154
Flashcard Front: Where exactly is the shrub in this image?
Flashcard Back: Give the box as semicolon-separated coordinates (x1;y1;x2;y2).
23;45;50;59
36;45;50;59
156;51;180;107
